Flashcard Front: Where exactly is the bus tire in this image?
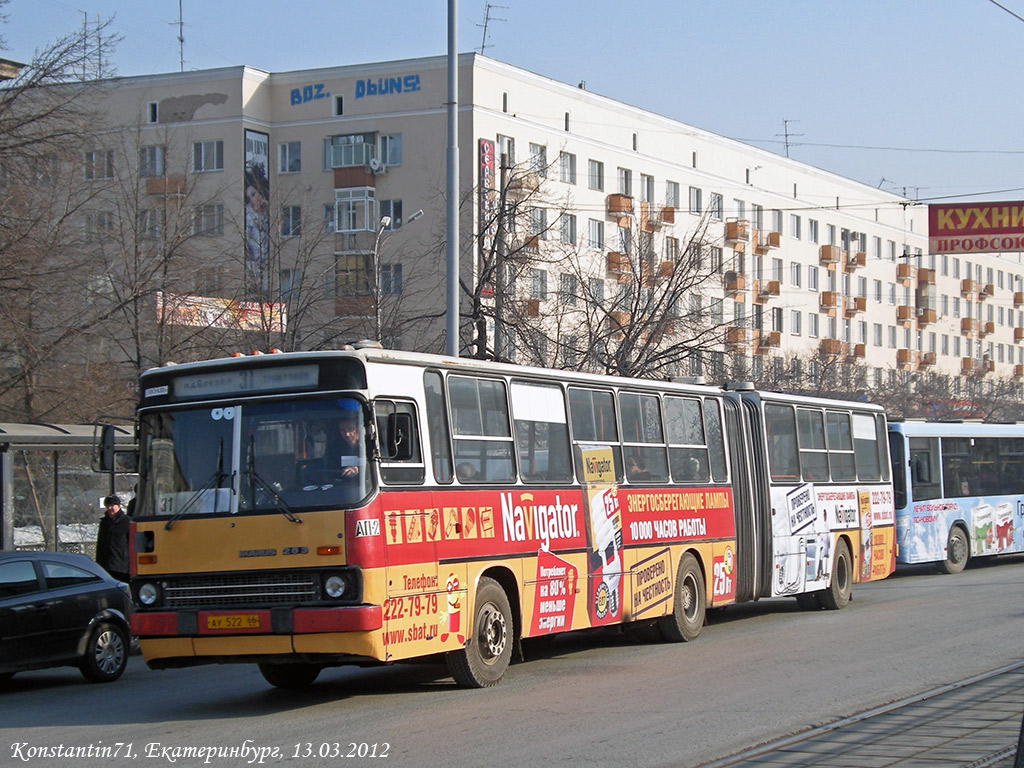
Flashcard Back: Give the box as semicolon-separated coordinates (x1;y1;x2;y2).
258;662;322;688
658;553;706;642
938;525;969;574
819;539;852;610
446;577;513;688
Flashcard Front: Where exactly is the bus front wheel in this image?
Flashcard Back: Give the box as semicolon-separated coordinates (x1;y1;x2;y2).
658;553;706;642
939;525;969;574
446;577;513;688
258;662;322;688
819;539;852;610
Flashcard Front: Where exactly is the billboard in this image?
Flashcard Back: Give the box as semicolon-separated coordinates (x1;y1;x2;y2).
929;201;1024;254
244;129;270;297
156;291;286;333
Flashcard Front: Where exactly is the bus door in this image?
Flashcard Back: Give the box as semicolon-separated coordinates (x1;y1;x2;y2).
723;391;770;602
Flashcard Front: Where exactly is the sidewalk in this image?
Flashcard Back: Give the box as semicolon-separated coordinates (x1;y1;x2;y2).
698;662;1024;768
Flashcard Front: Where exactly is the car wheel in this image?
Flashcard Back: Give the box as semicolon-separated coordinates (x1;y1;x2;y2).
80;622;129;683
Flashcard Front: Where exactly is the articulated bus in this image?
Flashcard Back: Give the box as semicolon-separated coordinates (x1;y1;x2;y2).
889;420;1024;573
128;349;895;688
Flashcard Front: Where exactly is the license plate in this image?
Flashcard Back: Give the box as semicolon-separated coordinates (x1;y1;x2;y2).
206;614;262;631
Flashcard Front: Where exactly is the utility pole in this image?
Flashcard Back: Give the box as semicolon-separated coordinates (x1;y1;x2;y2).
446;0;459;357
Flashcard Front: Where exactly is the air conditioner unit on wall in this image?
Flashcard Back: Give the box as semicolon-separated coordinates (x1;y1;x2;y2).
368;157;387;174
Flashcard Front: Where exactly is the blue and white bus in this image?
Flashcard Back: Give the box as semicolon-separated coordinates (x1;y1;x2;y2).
888;420;1024;572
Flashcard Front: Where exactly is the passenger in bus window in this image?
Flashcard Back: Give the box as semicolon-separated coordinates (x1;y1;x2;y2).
336;411;363;478
456;462;479;482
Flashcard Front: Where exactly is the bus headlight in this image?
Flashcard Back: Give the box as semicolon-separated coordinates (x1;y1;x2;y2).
138;582;160;606
324;574;347;599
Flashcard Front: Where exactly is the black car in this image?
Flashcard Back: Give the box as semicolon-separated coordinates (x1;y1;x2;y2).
0;550;132;683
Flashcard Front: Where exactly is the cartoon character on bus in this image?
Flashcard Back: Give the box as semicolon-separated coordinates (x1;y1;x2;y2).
440;573;464;644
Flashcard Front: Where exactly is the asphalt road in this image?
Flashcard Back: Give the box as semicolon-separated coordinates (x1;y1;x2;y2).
2;555;1023;768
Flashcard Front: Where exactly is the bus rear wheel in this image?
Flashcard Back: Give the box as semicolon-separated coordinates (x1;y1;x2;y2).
819;539;851;610
258;662;322;688
446;577;513;688
939;525;969;574
658;553;706;642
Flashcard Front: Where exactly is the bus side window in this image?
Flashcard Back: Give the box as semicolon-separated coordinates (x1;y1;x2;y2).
510;381;572;483
448;376;515;483
664;396;710;483
568;387;624;482
374;399;424;485
424;370;453;484
764;404;799;482
909;437;941;501
619;392;668;484
796;408;828;482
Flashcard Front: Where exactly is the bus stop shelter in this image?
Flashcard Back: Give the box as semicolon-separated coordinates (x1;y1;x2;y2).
0;423;135;551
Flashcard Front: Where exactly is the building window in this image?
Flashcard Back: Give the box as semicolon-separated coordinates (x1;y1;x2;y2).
378;134;402;166
808;313;819;338
790;214;801;240
560;273;578;305
709;192;723;221
772;210;783;234
640;174;654;203
588;219;604;250
146;101;158;123
279;142;301;173
826;224;836;245
192;140;224;172
808;219;819;244
335;187;376;232
688;186;702;215
326;133;375;168
530;268;548;300
665;236;679;261
336;253;369;296
84;150;113;180
334;95;344;116
380;263;403;296
139;146;165;178
588;159;604;191
666;181;680;209
281;205;302;238
529;207;547;239
193;204;224;236
84;211;115;240
138;209;165;240
588;277;604;304
529;143;547;176
378;199;403;230
559;152;577;184
791;263;801;288
808;265;819;291
560;213;577;245
618;167;632;196
791;311;802;336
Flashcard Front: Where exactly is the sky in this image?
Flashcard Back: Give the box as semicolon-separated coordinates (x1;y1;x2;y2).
5;0;1024;203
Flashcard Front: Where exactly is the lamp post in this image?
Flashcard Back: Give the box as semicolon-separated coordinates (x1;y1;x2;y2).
372;209;423;345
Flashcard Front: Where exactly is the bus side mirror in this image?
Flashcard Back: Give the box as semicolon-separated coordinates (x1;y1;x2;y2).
95;424;117;472
384;412;414;461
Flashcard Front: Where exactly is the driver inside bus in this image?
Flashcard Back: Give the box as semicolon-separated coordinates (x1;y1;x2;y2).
336;411;364;479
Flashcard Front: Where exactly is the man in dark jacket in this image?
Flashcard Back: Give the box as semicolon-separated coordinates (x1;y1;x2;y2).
95;495;130;582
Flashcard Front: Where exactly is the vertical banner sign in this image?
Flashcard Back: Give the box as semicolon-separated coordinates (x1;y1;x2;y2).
244;129;270;298
581;446;624;626
478;139;497;262
529;549;577;635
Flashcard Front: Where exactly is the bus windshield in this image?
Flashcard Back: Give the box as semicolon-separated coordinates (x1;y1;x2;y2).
137;396;370;518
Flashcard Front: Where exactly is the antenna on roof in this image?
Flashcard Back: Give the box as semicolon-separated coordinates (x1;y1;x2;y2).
172;0;186;72
477;2;507;55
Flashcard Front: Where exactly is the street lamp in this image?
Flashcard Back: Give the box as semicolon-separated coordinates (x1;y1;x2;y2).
372;209;423;344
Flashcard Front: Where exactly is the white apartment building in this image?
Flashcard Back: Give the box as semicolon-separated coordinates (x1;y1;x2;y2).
86;53;1024;390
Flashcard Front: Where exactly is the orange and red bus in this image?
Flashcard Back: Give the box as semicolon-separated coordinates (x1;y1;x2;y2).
128;348;894;687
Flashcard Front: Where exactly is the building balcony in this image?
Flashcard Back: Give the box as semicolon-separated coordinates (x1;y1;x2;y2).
819;244;840;265
845;296;866;317
1015;327;1024;342
660;206;675;225
724;271;746;293
919;352;936;368
607;193;633;218
979;321;995;337
897;348;914;368
961;317;978;335
507;171;542;197
524;298;540;318
820;291;839;310
917;267;936;285
896;305;914;324
757;279;781;298
725;218;749;243
607;251;630;276
916;308;937;326
1015;364;1024;379
844;251;866;271
897;263;913;283
819;338;844;355
608;311;631;336
725;326;748;348
754;230;780;253
961;278;977;295
760;330;781;349
145;175;186;196
847;343;866;360
1015;291;1024;307
961;357;975;374
979;283;994;300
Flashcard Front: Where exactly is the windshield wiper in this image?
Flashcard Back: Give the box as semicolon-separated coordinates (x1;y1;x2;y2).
165;438;230;530
246;434;302;524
